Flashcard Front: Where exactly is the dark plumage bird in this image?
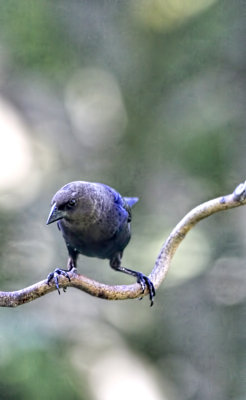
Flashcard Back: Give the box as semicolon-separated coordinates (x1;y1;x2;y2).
46;181;155;305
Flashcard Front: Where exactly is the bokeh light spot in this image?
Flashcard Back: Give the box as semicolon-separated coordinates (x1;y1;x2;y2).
132;0;218;31
65;68;127;148
0;97;32;191
90;350;168;400
207;257;246;306
0;98;52;209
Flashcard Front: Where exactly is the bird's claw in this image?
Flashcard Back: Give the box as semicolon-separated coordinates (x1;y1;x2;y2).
47;268;71;295
136;273;156;307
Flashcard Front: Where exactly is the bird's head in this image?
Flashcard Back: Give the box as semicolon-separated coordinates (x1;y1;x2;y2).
46;181;93;225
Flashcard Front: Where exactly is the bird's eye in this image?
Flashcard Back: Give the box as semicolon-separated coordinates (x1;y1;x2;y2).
67;199;76;208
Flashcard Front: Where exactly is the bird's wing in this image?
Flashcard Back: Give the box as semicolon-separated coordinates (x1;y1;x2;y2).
100;183;138;224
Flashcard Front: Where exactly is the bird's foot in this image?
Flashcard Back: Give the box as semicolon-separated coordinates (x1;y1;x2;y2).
136;273;156;307
47;268;72;295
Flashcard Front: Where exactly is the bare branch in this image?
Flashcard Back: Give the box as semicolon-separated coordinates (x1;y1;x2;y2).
1;181;246;307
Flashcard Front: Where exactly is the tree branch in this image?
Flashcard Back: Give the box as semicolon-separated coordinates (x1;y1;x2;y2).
1;181;246;307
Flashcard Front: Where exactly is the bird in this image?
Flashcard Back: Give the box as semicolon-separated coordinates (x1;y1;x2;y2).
46;181;155;305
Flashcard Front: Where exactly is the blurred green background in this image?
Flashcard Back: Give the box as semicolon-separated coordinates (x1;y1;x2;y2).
0;0;245;399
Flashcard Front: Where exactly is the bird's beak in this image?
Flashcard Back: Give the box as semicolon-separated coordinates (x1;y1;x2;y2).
46;203;66;225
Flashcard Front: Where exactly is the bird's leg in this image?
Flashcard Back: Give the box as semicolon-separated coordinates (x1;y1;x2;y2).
110;254;156;306
66;255;77;271
47;268;71;294
47;251;78;294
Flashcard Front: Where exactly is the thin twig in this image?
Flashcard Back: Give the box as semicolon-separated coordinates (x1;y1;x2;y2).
1;181;246;307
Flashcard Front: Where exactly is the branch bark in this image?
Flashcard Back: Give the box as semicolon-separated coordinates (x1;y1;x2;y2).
1;181;246;307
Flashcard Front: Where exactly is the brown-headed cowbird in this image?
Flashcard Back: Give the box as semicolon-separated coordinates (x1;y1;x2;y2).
46;181;155;305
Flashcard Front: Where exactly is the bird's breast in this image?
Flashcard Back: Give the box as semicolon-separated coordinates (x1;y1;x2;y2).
59;215;131;260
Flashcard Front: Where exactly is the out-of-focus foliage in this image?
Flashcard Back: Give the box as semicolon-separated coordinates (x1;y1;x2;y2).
0;0;245;399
